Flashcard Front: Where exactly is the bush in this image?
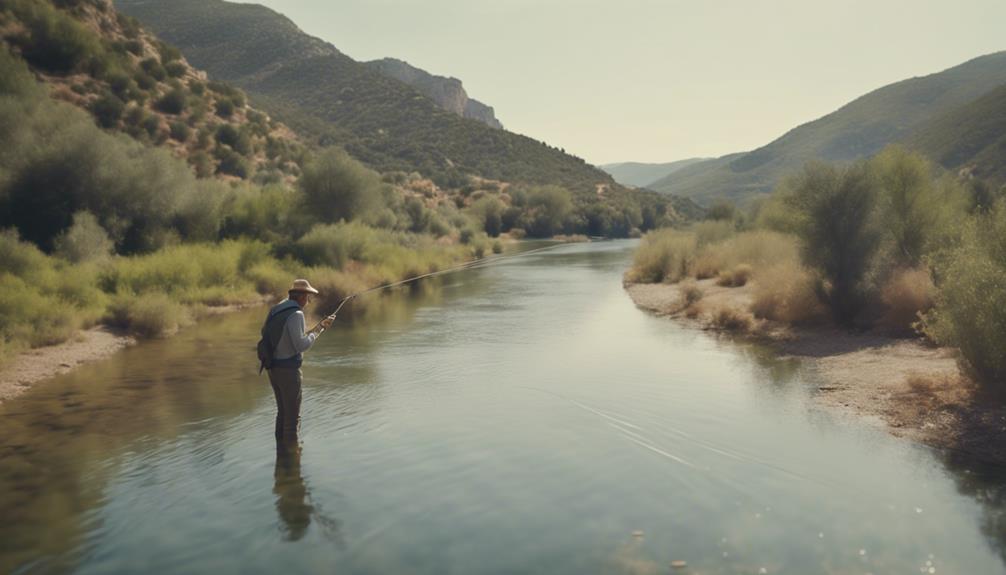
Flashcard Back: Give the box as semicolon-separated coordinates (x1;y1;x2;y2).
692;220;735;247
519;186;574;237
163;59;187;79
215;124;251;155
300;148;383;223
923;203;1006;383
106;292;190;337
140;57;166;82
680;280;703;307
215;98;235;118
10;0;103;73
155;87;187;115
53;211;113;263
626;229;696;283
877;267;935;335
90;93;124;128
716;264;752;288
784;161;881;324
692;230;799;280
710;306;754;332
750;260;827;325
215;147;250;178
169;120;190;142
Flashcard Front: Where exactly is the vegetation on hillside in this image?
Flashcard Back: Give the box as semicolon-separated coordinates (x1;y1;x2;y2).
0;0;307;183
113;0;699;232
629;146;1006;385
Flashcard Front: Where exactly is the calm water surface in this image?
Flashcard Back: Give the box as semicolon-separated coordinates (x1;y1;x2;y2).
3;240;1006;574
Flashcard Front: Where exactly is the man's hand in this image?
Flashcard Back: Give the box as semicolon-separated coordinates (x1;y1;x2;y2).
320;315;335;329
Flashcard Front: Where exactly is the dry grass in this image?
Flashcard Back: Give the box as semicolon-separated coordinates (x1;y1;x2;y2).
878;267;935;335
626;229;696;284
693;230;799;280
680;280;703;307
751;259;828;325
716;264;752;287
709;306;755;332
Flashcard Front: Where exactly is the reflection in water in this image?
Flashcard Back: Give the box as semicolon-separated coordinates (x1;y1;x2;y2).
273;448;343;544
3;241;1006;574
274;448;312;541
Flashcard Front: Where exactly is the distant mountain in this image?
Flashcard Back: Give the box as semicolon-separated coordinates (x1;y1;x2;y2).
365;58;502;130
904;82;1006;186
115;0;611;192
650;52;1006;204
600;159;707;188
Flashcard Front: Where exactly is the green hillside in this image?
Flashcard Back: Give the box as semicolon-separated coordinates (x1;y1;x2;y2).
905;83;1006;185
600;159;707;188
650;52;1006;205
114;0;614;193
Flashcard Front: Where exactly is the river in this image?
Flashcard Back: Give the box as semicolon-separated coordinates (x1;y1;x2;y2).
2;240;1005;574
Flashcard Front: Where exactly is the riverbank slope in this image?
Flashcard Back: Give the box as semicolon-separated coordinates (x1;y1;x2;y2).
625;278;1006;464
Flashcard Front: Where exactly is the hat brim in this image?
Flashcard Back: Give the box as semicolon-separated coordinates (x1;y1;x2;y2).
290;287;320;295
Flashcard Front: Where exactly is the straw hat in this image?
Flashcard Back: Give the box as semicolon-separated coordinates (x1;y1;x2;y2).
289;278;320;295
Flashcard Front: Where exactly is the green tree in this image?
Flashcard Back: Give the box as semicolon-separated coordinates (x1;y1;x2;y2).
784;162;881;324
299;148;382;223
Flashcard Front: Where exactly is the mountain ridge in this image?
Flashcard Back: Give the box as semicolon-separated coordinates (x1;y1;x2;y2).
600;159;708;188
649;51;1006;204
115;0;613;193
365;57;502;129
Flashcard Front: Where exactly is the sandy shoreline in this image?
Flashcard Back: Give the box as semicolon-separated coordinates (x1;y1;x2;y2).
0;326;135;404
0;299;270;405
625;279;1006;464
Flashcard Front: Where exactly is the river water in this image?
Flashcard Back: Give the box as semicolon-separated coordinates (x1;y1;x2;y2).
2;240;1006;574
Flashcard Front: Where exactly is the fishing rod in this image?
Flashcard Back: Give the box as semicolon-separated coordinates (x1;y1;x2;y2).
320;241;581;323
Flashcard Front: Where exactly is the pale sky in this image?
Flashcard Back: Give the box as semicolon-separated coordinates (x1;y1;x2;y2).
248;0;1006;166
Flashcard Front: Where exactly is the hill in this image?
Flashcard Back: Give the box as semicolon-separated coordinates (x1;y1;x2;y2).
600;159;707;188
0;0;307;183
115;0;613;193
365;58;502;130
649;52;1006;205
904;82;1006;185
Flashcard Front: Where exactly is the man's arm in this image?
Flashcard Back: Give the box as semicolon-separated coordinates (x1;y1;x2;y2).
285;311;319;354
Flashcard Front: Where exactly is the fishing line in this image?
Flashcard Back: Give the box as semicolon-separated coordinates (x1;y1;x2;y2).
322;241;581;319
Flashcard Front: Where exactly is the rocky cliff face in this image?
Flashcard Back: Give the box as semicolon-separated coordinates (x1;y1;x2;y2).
365;58;502;129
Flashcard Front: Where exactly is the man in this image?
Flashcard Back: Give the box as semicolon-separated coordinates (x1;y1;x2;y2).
261;279;334;451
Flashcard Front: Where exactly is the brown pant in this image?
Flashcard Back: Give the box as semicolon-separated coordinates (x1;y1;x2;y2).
268;367;302;449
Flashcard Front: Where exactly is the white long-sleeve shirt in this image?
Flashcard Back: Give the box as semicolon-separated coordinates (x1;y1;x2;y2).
274;304;318;360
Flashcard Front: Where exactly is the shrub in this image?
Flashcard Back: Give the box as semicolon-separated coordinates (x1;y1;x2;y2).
134;71;156;91
169;120;190;142
140;57;166;81
680;280;703;307
155;87;187;115
214;98;235;118
90;93;124;128
693;230;799;280
11;0;103;73
626;229;696;283
784;161;881;324
53;211;113;263
710;306;754;332
519;185;574;237
299;148;383;223
923;204;1006;383
215;147;250;178
106;292;190;337
750;260;827;325
716;264;752;287
877;267;935;335
215;124;251;155
692;220;735;247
